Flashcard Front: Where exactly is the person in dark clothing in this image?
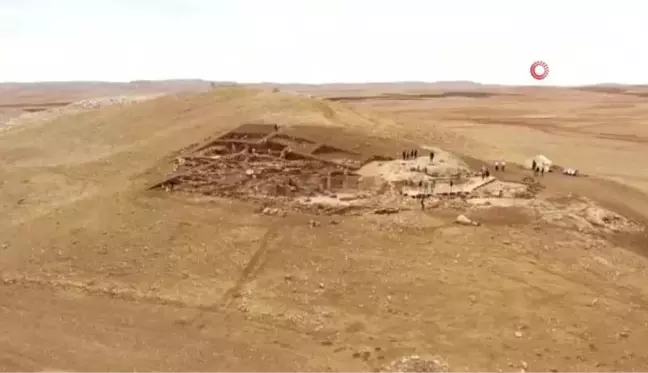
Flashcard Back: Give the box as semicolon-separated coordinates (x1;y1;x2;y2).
485;169;490;178
402;150;406;160
420;196;425;210
429;151;435;162
532;159;537;172
540;166;545;176
414;149;418;158
274;124;279;131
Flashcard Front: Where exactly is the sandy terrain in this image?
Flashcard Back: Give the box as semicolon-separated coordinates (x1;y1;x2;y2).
1;83;648;372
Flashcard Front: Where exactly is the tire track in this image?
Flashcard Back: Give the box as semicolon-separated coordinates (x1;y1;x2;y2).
220;222;291;308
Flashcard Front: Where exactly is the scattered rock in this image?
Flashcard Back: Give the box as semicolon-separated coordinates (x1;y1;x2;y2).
455;214;479;226
455;214;472;225
318;282;325;289
381;355;449;372
308;219;321;228
245;169;255;176
514;331;523;338
619;331;629;339
261;207;285;216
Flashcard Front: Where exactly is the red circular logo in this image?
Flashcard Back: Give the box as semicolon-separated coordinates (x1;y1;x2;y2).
530;61;549;80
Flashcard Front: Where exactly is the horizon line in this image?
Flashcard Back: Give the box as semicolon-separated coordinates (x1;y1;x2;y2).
0;79;646;88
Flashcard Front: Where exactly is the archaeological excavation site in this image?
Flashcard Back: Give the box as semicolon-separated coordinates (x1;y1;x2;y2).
150;123;541;213
148;122;643;234
150;124;386;209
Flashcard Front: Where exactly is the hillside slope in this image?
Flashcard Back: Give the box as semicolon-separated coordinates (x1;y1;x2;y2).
1;88;648;371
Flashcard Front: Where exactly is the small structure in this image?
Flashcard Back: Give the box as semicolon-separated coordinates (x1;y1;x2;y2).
524;154;553;172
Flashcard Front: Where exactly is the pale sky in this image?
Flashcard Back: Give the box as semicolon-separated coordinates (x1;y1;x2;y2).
1;0;645;85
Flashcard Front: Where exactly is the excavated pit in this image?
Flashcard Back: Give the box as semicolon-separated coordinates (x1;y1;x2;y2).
150;124;391;210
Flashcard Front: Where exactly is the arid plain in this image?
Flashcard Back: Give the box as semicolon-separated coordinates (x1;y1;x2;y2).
1;81;648;372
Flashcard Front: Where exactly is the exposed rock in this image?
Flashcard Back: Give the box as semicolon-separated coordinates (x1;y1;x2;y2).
261;207;285;216
455;214;479;226
1;95;161;131
381;355;449;372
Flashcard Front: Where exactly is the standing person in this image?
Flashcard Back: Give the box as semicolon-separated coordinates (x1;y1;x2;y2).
402;150;406;160
532;159;537;173
414;149;418;158
420;195;425;210
485;168;490;178
501;160;506;172
480;165;487;179
495;161;500;172
540;165;545;177
429;151;435;162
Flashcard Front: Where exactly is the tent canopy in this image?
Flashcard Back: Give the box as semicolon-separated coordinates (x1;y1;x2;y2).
524;154;553;172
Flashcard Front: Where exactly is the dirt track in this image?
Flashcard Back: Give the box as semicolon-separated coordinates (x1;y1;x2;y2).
1;86;648;371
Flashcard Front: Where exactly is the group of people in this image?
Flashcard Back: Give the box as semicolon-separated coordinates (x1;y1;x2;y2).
402;150;438;162
531;159;545;176
402;149;419;160
479;160;508;179
480;165;491;179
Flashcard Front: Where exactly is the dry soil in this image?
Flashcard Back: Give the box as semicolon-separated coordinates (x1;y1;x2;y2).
1;84;648;372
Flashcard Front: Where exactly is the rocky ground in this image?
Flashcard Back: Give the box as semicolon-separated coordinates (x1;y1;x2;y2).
1;87;648;371
0;95;161;131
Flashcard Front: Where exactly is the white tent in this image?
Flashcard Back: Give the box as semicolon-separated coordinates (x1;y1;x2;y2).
524;154;553;172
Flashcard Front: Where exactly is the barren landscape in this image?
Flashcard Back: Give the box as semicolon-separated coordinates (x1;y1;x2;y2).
1;81;648;372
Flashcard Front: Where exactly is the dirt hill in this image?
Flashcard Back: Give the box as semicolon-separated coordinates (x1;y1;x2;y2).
1;87;648;371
